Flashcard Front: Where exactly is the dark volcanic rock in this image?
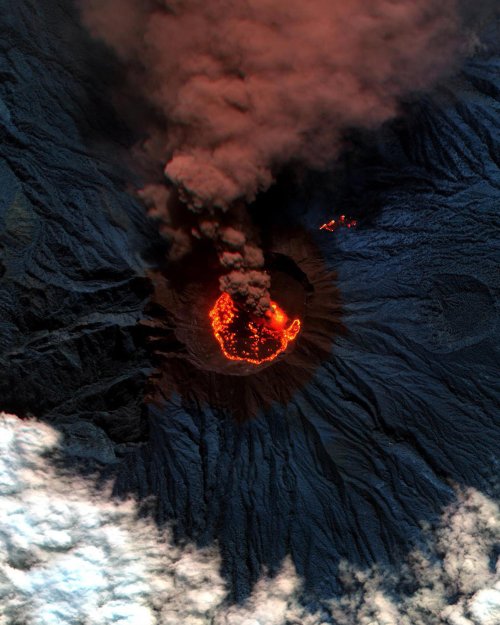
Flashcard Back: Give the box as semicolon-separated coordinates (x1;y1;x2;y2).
115;45;500;599
0;0;498;604
0;0;154;442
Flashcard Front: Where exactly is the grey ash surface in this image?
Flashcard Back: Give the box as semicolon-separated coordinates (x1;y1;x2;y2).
0;0;498;601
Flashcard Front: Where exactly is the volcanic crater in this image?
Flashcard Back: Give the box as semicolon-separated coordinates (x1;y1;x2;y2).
144;230;344;420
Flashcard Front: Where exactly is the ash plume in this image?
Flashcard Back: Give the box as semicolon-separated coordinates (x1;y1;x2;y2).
80;0;466;313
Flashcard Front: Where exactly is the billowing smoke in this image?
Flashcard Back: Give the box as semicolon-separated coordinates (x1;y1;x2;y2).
80;0;465;312
0;413;499;624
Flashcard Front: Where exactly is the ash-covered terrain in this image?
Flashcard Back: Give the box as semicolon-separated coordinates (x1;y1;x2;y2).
0;1;499;623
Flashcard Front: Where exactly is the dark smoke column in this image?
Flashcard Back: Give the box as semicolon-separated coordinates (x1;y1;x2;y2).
80;0;463;313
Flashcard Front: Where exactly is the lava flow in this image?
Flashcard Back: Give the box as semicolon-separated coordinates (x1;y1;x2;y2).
320;214;357;232
209;293;301;365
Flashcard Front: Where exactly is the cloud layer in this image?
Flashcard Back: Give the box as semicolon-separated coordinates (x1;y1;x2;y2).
0;413;498;625
0;413;226;625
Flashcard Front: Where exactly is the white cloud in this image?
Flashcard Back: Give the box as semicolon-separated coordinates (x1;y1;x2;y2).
325;486;500;625
0;413;225;625
0;412;498;625
213;558;323;625
469;586;500;625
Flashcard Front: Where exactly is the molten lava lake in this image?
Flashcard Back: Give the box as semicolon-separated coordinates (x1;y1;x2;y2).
209;293;301;365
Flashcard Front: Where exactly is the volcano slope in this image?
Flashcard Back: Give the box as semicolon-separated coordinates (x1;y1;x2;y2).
0;0;498;606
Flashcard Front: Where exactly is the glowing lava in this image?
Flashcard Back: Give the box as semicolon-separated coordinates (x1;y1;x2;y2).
320;214;357;232
209;293;301;365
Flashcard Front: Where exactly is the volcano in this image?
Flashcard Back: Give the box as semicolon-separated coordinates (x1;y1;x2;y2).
0;1;499;623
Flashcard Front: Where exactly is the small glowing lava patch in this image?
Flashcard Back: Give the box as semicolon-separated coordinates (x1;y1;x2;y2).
320;214;357;232
209;293;301;365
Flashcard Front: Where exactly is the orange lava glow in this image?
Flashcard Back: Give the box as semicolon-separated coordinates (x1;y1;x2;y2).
320;214;357;232
209;293;301;365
